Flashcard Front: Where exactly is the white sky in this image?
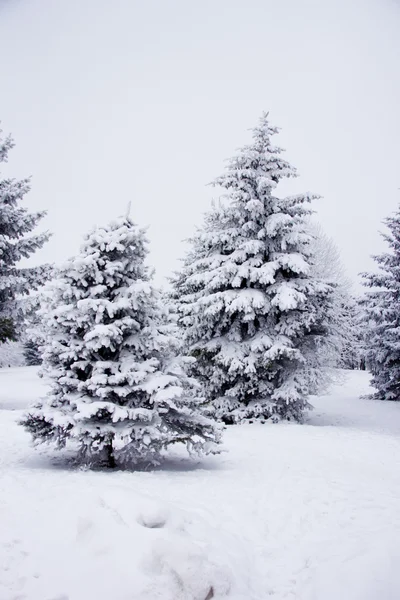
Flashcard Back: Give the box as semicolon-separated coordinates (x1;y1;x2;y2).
0;0;399;289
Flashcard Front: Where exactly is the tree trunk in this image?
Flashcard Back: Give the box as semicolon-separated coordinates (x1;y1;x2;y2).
105;441;116;468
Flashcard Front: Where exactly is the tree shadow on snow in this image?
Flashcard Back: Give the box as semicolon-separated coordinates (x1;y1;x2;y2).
21;448;222;475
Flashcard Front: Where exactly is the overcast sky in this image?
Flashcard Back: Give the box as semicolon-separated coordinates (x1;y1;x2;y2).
0;0;399;289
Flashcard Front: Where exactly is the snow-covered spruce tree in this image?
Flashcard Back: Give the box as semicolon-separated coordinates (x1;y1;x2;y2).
23;338;42;366
338;296;365;370
307;221;360;370
172;113;336;424
0;127;50;342
21;217;221;467
361;205;400;400
21;290;50;366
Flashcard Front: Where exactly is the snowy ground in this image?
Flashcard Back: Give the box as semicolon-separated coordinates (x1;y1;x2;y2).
1;368;400;600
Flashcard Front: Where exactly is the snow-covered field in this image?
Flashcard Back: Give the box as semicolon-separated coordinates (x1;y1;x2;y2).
1;368;400;600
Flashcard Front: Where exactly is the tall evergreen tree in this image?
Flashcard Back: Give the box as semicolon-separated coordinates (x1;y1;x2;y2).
172;113;335;424
0;127;50;342
361;205;400;400
21;217;221;467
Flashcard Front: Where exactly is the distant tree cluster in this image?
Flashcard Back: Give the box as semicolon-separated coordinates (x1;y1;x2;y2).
1;113;381;469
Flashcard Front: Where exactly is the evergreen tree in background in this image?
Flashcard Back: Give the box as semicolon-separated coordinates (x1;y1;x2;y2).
23;338;42;366
338;296;364;370
361;205;400;400
172;113;335;424
0;318;15;344
21;217;221;467
21;290;52;366
0;127;50;342
307;222;361;370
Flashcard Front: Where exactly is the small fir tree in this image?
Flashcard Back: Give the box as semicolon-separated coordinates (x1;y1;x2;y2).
21;217;221;467
361;205;400;400
21;291;50;366
0;127;51;341
172;113;335;423
23;338;42;366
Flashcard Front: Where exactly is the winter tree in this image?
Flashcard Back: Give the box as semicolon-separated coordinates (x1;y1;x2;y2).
23;338;42;366
361;205;400;400
338;296;365;370
0;340;25;368
307;221;362;370
21;290;50;366
0;127;50;342
172;113;336;424
306;221;350;290
21;217;221;467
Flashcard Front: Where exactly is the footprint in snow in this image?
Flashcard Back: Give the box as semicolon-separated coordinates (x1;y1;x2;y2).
75;517;94;541
137;510;168;529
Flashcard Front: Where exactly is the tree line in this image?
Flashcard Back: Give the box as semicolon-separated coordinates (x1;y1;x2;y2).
0;113;393;468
